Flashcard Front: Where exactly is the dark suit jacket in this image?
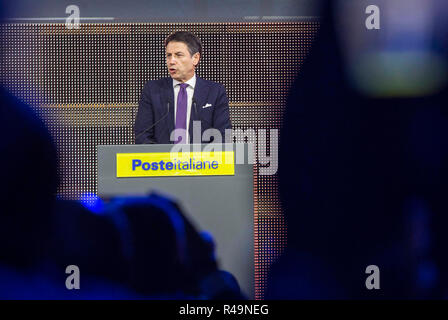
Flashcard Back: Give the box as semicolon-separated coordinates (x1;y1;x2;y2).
134;76;231;144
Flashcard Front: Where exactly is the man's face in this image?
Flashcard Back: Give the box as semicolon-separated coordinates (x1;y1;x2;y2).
166;41;199;82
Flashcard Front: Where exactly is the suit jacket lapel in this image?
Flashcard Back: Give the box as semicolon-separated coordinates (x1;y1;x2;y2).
161;77;175;139
190;76;210;141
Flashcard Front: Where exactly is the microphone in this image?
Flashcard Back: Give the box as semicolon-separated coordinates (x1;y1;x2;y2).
193;97;218;144
192;97;198;116
135;101;170;144
192;97;211;127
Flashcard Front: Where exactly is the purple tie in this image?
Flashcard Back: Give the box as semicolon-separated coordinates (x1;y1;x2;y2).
175;83;188;144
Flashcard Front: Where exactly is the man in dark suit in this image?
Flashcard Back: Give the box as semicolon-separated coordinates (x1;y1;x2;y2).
134;31;231;144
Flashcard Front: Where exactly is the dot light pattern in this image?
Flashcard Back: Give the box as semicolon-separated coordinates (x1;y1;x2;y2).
0;22;319;299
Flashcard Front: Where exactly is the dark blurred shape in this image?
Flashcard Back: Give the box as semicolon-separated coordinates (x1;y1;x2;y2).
49;199;141;299
268;0;448;299
0;86;61;298
51;200;128;283
106;193;245;299
0;86;58;269
198;270;243;300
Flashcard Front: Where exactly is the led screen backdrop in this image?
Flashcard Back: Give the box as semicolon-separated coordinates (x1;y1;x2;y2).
0;22;318;299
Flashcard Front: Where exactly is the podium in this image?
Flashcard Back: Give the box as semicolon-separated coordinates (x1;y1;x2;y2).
97;143;254;298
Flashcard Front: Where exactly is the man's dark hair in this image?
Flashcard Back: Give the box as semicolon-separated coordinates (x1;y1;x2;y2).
164;31;203;58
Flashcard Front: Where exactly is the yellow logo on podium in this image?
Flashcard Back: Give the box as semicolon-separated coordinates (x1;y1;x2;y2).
116;151;235;177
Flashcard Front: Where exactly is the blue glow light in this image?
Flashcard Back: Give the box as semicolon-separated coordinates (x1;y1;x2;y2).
80;192;105;214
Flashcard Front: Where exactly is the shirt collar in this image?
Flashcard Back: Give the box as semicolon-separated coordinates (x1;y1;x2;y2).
173;73;196;89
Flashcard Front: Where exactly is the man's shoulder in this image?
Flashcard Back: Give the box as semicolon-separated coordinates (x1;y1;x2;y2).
197;77;225;91
142;77;172;91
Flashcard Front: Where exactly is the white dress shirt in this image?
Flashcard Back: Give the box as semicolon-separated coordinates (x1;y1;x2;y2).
173;74;196;143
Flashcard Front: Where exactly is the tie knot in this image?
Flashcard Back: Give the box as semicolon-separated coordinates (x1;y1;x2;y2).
179;83;188;90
